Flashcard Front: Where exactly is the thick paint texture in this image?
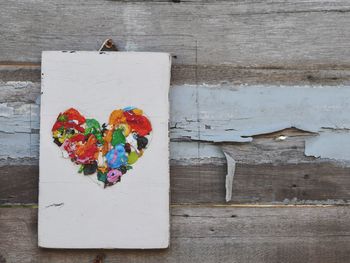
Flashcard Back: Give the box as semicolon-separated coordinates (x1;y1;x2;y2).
52;107;152;188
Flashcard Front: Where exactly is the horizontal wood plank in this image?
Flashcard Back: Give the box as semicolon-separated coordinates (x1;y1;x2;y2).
1;206;350;263
3;79;350;147
3;65;350;85
2;161;350;204
1;1;350;68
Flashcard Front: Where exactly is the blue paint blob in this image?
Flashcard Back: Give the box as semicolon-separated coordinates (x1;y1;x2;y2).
123;106;136;111
106;145;127;169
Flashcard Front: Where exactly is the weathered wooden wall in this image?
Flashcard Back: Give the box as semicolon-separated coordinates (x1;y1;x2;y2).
1;0;350;262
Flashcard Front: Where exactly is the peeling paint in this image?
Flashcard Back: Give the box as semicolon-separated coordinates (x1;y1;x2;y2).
223;151;236;202
0;81;40;103
305;130;350;162
2;83;350;166
170;85;350;142
170;142;225;164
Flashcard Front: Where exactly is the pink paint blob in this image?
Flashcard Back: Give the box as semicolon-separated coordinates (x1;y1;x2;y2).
107;169;123;183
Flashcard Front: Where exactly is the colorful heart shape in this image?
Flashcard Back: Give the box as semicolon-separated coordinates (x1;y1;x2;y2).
52;107;152;188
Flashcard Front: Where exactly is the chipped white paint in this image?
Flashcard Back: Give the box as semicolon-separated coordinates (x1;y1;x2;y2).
170;142;225;164
0;81;40;103
305;130;350;162
223;151;236;202
171;84;350;142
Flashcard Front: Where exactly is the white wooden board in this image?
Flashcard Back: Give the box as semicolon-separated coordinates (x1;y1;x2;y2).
38;51;170;248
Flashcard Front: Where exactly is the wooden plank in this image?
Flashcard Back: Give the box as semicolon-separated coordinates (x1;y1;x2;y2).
3;65;350;85
6;80;350;146
4;80;350;146
1;1;350;68
172;162;350;204
0;165;38;204
170;85;350;143
2;161;350;205
1;206;350;263
194;66;350;86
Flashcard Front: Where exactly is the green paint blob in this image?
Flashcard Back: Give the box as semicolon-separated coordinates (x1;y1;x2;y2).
84;118;104;144
111;128;125;146
78;165;84;173
58;114;67;122
128;151;139;165
86;118;100;127
97;171;107;183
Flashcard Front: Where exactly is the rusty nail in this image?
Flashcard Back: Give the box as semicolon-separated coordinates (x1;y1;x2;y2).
105;39;113;49
99;39;118;52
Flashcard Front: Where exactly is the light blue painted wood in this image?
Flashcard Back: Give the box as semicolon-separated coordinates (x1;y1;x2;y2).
305;130;350;162
2;82;350;163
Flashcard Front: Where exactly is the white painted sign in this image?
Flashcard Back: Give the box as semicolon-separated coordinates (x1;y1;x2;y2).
39;51;170;248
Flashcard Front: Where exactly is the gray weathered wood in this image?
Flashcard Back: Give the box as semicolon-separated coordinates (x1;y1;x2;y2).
1;0;350;260
1;206;350;263
2;160;350;205
1;1;350;68
3;65;350;85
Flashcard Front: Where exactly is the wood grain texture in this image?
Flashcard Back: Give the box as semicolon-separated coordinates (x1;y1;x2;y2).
2;160;350;205
3;65;350;85
1;1;350;68
1;0;349;260
1;206;350;263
